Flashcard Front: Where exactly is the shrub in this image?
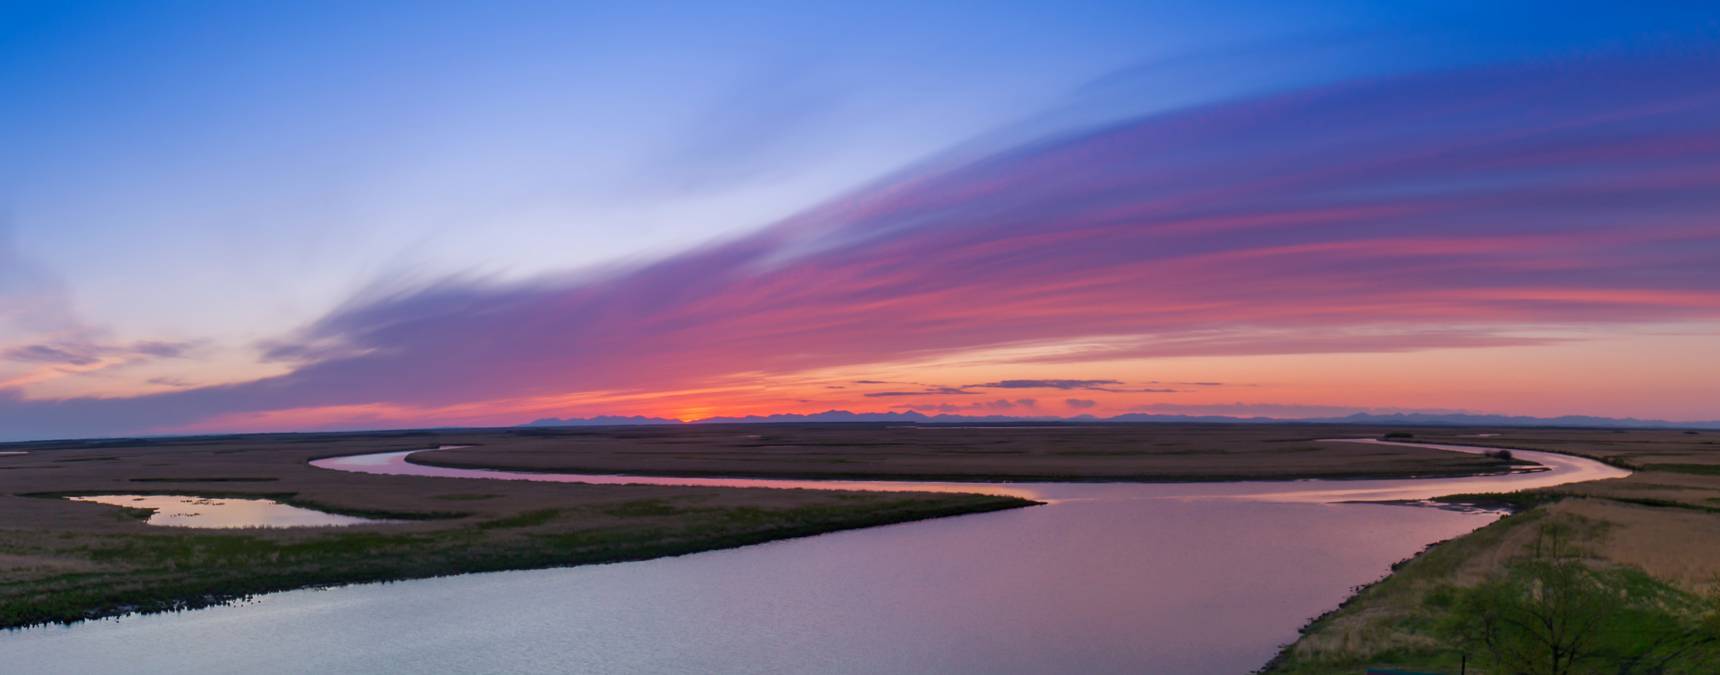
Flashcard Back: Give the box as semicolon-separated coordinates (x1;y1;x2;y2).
1440;521;1720;674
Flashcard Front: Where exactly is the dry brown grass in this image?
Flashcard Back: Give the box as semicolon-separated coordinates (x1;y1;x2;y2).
0;427;1033;628
1271;428;1720;674
0;422;1518;629
413;423;1517;481
1559;499;1720;591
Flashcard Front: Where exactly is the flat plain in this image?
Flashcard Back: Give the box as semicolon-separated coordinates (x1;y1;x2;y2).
411;423;1522;481
0;422;1512;630
0;428;1030;629
16;421;1718;674
1269;427;1720;674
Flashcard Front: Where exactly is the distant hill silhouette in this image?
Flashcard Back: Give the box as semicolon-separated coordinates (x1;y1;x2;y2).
523;409;1720;429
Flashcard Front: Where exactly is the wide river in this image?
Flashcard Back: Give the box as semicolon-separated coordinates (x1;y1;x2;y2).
3;439;1625;674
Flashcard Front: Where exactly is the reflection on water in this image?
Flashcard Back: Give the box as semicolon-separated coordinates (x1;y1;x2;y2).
0;451;28;456
314;446;1043;500
4;439;1627;674
67;494;390;529
1234;439;1631;504
311;437;1627;506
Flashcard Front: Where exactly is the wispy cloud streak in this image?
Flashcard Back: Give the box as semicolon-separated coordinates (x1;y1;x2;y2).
3;50;1719;438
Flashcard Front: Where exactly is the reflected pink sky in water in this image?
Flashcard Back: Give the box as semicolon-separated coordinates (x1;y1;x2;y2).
7;439;1626;673
312;437;1627;505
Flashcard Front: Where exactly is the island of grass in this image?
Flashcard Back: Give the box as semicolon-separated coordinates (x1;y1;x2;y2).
405;423;1525;482
0;422;1520;630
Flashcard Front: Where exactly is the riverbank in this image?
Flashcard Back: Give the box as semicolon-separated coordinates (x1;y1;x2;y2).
407;423;1521;482
1;423;1626;672
0;429;1032;629
0;423;1520;630
1265;428;1720;673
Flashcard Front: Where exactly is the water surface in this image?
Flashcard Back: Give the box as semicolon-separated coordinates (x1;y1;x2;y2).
4;438;1625;674
67;494;390;528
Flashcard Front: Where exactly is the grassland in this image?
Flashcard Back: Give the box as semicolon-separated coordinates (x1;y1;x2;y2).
0;428;1030;629
410;423;1521;481
0;422;1515;630
1266;428;1720;674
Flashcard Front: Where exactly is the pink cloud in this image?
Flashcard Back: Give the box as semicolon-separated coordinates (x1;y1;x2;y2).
3;50;1720;439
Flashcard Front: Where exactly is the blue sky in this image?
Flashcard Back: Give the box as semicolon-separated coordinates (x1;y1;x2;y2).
7;2;1175;341
2;2;1718;438
10;1;1680;341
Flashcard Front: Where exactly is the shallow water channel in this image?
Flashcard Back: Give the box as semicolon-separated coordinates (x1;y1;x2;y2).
3;439;1626;674
65;494;388;528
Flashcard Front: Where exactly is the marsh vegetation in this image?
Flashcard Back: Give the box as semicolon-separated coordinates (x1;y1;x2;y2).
409;423;1520;482
1270;428;1720;674
0;428;1030;629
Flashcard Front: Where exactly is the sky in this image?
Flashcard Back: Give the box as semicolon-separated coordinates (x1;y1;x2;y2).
2;1;1719;440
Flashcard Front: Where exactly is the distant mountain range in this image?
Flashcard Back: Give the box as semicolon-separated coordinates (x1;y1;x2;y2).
523;410;1720;429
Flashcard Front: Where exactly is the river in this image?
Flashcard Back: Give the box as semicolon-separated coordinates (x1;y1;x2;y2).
0;439;1626;674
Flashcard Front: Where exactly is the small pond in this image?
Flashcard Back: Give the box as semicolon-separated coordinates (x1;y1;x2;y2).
67;494;391;529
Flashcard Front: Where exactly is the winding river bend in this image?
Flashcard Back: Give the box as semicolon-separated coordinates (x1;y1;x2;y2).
3;440;1625;674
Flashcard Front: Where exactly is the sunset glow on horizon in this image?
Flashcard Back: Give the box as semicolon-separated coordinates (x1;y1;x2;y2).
3;2;1719;439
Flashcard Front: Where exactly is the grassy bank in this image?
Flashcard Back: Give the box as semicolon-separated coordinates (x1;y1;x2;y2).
0;423;1611;636
1266;428;1720;674
408;423;1520;482
0;422;1523;631
0;429;1031;630
1;493;1027;629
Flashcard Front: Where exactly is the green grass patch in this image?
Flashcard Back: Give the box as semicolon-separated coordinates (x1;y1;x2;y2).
476;509;561;530
1432;489;1568;511
0;493;1035;630
1266;512;1720;674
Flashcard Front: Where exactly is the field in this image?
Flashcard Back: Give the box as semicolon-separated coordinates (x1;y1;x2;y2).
1267;427;1720;674
0;428;1032;629
411;423;1521;481
0;423;1513;630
